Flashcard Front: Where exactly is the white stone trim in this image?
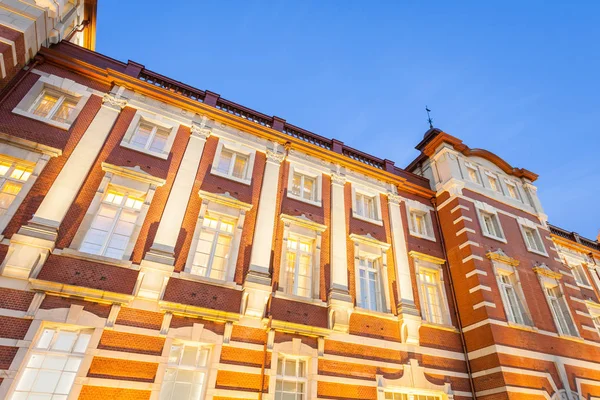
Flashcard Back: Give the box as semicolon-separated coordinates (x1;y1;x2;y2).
351;184;383;226
462;255;483;263
465;269;487;278
286;162;322;207
469;285;492;293
450;204;470;213
459;240;480;249
473;301;496;310
210;138;256;185
455;227;476;236
120;109;180;160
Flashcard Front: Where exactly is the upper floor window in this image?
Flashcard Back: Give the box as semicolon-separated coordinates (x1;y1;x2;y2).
418;269;446;325
477;210;505;241
275;356;307;400
486;172;502;193
521;225;546;255
129;121;171;154
79;188;145;259
0;159;33;216
505;181;520;200
408;209;435;241
498;272;532;326
291;172;316;202
357;256;385;312
211;141;255;185
351;186;382;225
357;192;376;219
191;213;236;280
571;263;590;287
29;89;78;124
160;344;209;400
545;285;578;337
12;327;91;400
283;236;314;298
465;163;480;184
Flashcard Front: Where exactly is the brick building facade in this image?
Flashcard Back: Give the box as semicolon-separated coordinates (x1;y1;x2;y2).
0;4;598;399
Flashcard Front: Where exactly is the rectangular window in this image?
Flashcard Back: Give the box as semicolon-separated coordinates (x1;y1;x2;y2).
522;226;545;254
506;181;520;200
216;149;248;180
487;174;502;193
79;188;144;259
466;165;480;184
358;257;383;311
0;159;33;216
419;269;445;324
410;210;434;239
479;211;504;240
12;328;91;400
191;214;236;280
571;264;590;286
284;236;313;298
355;193;376;220
129;121;171;154
291;172;316;202
545;286;578;336
275;357;307;400
160;344;209;400
384;393;440;400
29;89;79;124
593;314;600;335
498;273;531;326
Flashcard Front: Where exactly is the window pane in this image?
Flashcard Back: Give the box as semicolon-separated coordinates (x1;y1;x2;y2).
232;154;248;178
32;92;59;117
149;128;169;153
291;173;302;196
0;162;11;176
216;150;233;174
303;176;315;200
52;332;77;352
51;99;78;123
131;123;153;148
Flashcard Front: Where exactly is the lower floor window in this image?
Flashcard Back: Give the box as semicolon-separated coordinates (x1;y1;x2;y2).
160;344;209;400
384;393;440;400
275;356;307;400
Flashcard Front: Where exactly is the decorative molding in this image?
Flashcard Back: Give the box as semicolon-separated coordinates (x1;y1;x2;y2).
29;279;134;304
265;148;286;164
387;192;403;205
102;93;128;110
533;263;562;280
409;250;445;265
190;123;211;140
101;162;166;187
349;233;391;250
198;190;253;211
330;172;347;186
486;248;520;266
280;213;327;232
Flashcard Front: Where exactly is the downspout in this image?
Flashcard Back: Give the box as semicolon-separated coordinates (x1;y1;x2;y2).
64;20;90;43
431;197;477;399
0;56;43;106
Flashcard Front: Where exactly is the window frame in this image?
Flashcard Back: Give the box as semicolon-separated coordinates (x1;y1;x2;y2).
351;185;383;226
491;258;533;328
413;255;452;327
287;164;322;207
351;234;392;314
543;283;579;337
120;111;178;160
504;179;522;201
464;161;481;185
518;222;548;256
484;170;503;194
210;140;255;185
476;208;506;242
274;355;308;400
570;263;591;288
283;234;315;299
405;200;436;241
159;343;211;400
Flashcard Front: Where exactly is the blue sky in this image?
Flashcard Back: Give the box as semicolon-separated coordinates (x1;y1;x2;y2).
97;1;600;239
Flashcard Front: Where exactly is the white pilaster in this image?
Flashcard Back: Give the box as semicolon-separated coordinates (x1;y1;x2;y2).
246;145;285;285
146;121;211;265
329;170;350;299
27;93;128;239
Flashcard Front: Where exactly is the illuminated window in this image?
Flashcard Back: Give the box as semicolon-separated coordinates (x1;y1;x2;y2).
216;149;248;180
545;285;578;337
284;236;314;298
160;344;209;400
593;314;600;335
466;165;480;184
11;328;91;400
79;188;144;259
571;263;590;286
478;210;504;240
384;393;440;400
498;272;531;326
506;181;520;200
357;256;384;312
128;121;171;154
291;172;316;202
409;209;434;240
29;89;78;124
419;269;446;324
191;214;236;280
275;357;306;400
521;226;546;254
0;159;33;216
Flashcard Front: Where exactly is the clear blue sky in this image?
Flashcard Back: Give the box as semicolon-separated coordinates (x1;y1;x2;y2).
96;1;600;239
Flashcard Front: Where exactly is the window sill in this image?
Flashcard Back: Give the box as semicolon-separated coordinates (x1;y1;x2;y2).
408;231;436;242
352;212;383;227
558;333;584;343
12;108;72;130
119;141;169;160
210;169;251;186
420;321;458;332
353;306;396;320
56;248;136;269
525;247;548;257
177;271;242;290
576;283;594;290
274;290;326;306
481;232;507;244
286;193;322;208
506;321;537;332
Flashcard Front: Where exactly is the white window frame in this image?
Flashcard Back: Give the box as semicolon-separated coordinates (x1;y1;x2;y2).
274;355;308;400
412;255;452;327
351;185;383;226
120;110;178;160
159;342;211;400
12;73;91;130
484;170;503;194
11;326;92;400
405;199;435;241
570;263;591;288
543;283;579;337
587;303;600;336
518;218;548;256
491;259;533;327
210;140;255;185
464;161;481;185
351;234;392;314
287;164;322;207
503;178;522;202
184;190;251;285
476;208;506;242
383;392;442;400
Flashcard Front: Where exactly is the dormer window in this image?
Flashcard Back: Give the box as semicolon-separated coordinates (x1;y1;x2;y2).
487;174;502;193
506;181;520;200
